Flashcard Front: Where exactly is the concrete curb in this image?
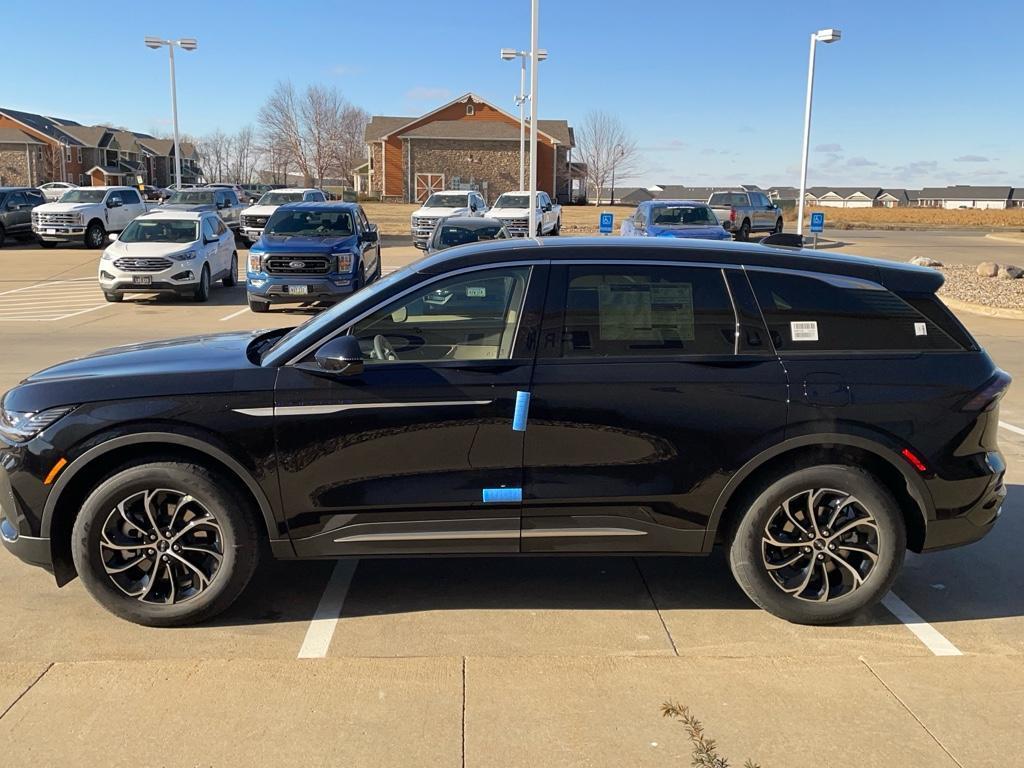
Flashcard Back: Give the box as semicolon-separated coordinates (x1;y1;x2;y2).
941;295;1024;321
984;233;1024;244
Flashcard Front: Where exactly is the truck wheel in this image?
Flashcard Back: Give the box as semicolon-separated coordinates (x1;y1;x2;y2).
735;220;751;241
223;253;238;287
38;239;58;249
248;297;269;313
85;222;106;249
773;218;783;234
193;265;211;302
728;465;905;625
552;218;561;236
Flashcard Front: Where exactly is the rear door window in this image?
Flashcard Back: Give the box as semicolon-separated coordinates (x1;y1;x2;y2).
555;265;736;358
748;270;960;352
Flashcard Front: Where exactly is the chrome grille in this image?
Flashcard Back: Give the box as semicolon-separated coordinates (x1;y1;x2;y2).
265;254;331;275
499;217;530;236
412;216;439;239
242;215;267;228
113;257;173;272
34;212;80;226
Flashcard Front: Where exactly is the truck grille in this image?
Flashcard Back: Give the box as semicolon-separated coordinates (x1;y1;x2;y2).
499;217;530;237
265;254;332;275
412;216;439;240
34;212;80;226
113;257;173;272
242;215;267;228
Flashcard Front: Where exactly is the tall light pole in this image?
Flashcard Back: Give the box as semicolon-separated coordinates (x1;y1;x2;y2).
609;143;625;205
500;47;547;190
144;36;197;190
796;28;841;236
527;0;541;237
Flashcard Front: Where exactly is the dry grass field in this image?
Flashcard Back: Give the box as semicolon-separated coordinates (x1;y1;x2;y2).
360;201;1024;237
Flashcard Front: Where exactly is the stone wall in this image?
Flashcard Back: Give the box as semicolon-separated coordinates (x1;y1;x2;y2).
406;139;539;204
0;145;34;186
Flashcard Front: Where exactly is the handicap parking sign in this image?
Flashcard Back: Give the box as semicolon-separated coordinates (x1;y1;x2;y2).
810;212;825;233
599;211;614;234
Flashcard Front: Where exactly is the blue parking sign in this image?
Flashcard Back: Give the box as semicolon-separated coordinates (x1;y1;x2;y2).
810;212;825;233
599;211;614;234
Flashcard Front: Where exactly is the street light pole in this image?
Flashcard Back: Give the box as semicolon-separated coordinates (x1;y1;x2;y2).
145;36;197;190
501;46;547;191
796;28;841;237
528;0;540;237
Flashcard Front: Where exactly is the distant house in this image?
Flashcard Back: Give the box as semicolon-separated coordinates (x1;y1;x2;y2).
807;187;881;208
767;186;799;205
364;92;575;203
1010;188;1024;209
917;186;1012;209
876;189;909;207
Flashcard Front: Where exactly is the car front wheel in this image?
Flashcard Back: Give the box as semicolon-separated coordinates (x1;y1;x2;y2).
223;253;238;287
193;265;210;302
728;465;905;625
71;461;261;626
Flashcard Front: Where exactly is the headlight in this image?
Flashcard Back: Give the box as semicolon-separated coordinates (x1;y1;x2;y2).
248;250;265;272
332;252;354;272
169;250;196;262
0;404;76;443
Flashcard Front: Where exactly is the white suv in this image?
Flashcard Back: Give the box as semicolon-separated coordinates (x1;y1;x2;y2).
239;188;326;245
98;210;238;303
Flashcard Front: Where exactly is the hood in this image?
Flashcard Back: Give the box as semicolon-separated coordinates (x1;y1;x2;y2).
34;202;98;213
414;207;470;218
256;233;359;252
161;203;216;212
489;206;532;217
105;239;198;258
648;224;731;240
241;205;279;217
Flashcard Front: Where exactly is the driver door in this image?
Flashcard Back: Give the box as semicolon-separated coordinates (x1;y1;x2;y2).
274;263;548;557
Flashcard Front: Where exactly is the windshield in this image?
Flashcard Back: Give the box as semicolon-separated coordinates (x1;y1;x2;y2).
423;194;469;208
650;205;718;226
265;209;353;237
709;192;748;207
60;189;106;203
493;194;530;209
262;263;418;364
436;224;507;250
258;192;304;206
119;219;198;243
166;190;215;205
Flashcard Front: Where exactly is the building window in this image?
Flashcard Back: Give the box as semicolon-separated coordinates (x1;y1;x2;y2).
77;147;82;163
65;147;72;162
466;104;475;116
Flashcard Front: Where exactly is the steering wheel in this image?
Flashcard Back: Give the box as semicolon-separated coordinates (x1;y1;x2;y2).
373;334;399;361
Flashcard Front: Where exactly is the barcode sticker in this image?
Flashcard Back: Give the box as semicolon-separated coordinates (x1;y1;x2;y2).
790;321;819;342
914;322;927;336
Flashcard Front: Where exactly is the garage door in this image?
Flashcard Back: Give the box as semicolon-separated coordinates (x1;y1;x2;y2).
415;173;445;203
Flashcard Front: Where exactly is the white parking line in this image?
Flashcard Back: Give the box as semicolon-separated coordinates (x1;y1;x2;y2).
0;279;107;322
219;307;250;322
881;592;962;656
297;559;359;659
999;421;1024;437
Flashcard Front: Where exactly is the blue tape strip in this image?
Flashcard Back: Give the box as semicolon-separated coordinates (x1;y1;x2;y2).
482;487;522;503
512;390;531;432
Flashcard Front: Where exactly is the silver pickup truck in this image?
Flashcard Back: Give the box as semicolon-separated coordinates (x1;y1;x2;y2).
708;190;783;241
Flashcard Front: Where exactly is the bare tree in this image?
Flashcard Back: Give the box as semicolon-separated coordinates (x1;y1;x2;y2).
229;125;257;184
573;111;642;205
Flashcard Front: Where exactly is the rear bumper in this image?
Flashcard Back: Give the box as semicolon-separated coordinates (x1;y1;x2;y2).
921;450;1007;552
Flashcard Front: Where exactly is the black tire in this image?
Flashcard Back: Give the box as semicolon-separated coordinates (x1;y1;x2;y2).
537;222;543;237
735;219;751;241
70;460;261;627
193;265;211;302
38;239;58;249
223;253;238;287
372;251;382;282
551;218;561;236
85;221;106;249
248;296;269;313
773;218;784;234
103;291;123;303
728;465;905;625
0;224;5;248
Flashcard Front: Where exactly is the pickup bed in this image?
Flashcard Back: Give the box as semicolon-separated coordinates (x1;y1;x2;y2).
707;190;783;241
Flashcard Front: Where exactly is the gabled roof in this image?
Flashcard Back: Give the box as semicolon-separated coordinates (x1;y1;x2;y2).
137;137;175;155
57;124;110;147
1011;188;1024;201
86;165;127;176
403;120;521;140
365;116;414;143
659;186;715;200
878;188;908;201
918;185;1012;200
0;107;84;145
0;127;42;144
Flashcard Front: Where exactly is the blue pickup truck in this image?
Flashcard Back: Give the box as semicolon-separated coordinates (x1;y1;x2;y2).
620;199;731;241
245;201;381;313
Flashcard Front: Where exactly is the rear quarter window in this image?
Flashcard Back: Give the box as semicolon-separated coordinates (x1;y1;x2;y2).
748;270;961;352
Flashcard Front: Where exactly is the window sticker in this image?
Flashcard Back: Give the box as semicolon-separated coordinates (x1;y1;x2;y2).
790;320;819;342
914;322;927;336
596;282;695;342
466;286;486;298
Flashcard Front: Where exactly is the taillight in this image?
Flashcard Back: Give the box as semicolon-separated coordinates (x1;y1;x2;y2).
961;369;1012;412
730;208;736;222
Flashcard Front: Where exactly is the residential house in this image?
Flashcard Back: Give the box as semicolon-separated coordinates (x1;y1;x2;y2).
364;93;575;203
806;187;881;208
1010;189;1024;209
136;137;203;187
0;127;44;186
767;187;800;206
917;186;1012;209
876;189;909;207
0;108;88;184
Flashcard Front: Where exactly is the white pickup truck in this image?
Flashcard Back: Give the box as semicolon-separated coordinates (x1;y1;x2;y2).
410;190;488;249
488;190;561;237
32;186;151;249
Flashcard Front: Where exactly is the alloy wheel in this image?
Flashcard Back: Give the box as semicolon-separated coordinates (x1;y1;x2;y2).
760;487;879;602
99;488;224;604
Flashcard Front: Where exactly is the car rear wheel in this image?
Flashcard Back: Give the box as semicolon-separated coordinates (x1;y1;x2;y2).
728;465;905;625
71;461;261;627
223;253;238;287
552;218;561;236
85;222;106;249
248;296;269;313
193;265;210;302
735;219;751;241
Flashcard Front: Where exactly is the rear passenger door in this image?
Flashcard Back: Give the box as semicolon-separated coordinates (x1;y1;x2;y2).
521;260;788;553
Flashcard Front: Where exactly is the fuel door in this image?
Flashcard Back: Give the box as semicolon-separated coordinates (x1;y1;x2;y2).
802;372;850;407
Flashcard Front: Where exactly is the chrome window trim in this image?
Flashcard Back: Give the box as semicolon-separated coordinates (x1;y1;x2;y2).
234;400;493;417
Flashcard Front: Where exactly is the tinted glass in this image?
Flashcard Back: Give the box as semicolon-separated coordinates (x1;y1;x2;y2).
351;266;532;362
649;205;717;225
167;190;215;205
748;271;960;352
8;192;27;207
119;219;198;243
560;265;735;357
709;192;748;207
258;192;303;205
201;218;217;240
61;189;106;203
436;224;506;249
424;194;469;208
266;209;353;236
494;194;530;209
121;189;141;204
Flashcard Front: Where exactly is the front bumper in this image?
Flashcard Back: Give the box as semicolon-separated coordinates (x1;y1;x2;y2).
0;454;53;572
99;261;202;295
246;274;355;304
33;224;86;241
241;227;264;241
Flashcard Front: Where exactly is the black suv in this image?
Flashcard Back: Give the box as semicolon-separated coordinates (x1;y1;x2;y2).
0;186;46;247
0;238;1009;626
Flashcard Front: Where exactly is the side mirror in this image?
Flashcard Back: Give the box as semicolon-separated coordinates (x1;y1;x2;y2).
414;240;427;250
204;235;217;244
314;335;364;375
108;232;118;242
362;228;378;243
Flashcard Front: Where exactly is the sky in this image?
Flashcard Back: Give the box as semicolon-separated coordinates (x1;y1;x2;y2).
4;0;1022;189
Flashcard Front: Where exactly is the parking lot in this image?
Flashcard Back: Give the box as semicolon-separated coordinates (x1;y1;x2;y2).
1;231;1023;766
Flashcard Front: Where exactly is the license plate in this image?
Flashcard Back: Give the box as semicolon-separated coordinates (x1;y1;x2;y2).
45;228;56;234
287;285;308;295
133;276;153;286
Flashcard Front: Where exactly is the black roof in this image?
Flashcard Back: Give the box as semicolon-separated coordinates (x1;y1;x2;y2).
0;108;83;145
0;186;39;192
277;201;361;211
414;237;943;293
438;216;506;228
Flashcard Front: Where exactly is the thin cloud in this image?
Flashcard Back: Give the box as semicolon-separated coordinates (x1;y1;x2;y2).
953;154;989;163
847;156;878;167
815;143;843;153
